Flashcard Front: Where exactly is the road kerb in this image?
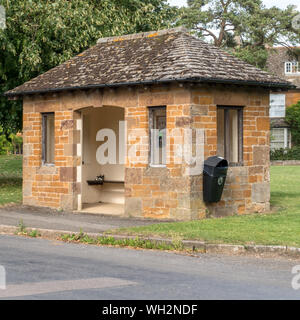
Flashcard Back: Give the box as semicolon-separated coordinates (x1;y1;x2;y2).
0;224;299;258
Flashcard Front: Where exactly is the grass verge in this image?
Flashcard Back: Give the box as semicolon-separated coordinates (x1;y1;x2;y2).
59;230;187;252
0;155;22;206
12;221;191;253
109;166;300;248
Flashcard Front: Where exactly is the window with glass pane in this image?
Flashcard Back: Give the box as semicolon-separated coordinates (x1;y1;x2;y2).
217;107;243;165
285;62;292;73
285;61;299;74
42;113;55;164
149;107;166;166
270;128;291;150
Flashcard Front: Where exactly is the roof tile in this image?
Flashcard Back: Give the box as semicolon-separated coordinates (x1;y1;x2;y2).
5;27;293;97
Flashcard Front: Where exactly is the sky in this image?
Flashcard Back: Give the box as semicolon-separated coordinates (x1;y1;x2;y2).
168;0;300;10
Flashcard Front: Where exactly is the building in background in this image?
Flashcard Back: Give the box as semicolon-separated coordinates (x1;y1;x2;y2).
267;47;300;150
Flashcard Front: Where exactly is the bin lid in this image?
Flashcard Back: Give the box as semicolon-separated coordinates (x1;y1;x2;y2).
204;156;228;168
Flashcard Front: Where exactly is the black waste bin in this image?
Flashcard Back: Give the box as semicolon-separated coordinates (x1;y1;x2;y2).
203;156;228;203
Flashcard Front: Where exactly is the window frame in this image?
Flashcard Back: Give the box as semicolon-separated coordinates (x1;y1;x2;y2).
42;112;55;166
285;62;292;74
148;106;167;168
269;93;286;118
217;106;244;167
270;127;291;150
285;61;300;74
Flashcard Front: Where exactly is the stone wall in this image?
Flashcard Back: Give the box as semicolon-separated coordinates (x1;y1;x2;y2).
286;90;300;107
189;86;270;217
22;83;271;219
124;85;198;220
267;47;300;89
271;160;300;166
266;47;300;108
23;99;81;210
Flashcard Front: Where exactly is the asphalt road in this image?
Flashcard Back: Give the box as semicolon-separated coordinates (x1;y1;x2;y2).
0;206;162;233
0;235;300;300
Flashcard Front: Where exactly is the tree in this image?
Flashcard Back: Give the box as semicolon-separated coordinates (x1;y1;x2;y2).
182;0;259;47
181;0;300;68
0;0;178;134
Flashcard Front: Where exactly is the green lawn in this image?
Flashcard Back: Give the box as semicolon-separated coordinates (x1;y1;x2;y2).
0;155;23;206
112;166;300;247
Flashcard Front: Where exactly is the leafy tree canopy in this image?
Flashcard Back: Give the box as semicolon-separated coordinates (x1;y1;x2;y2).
0;0;178;134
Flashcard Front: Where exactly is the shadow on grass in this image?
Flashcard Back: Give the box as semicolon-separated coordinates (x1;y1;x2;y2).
0;177;22;187
271;191;300;200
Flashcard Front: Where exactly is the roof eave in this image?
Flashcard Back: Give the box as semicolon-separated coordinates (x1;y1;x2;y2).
4;77;295;99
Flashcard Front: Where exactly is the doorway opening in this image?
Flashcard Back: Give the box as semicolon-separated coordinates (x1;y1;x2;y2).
80;106;125;215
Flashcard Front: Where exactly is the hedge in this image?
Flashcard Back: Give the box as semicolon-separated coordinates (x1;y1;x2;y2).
270;146;300;161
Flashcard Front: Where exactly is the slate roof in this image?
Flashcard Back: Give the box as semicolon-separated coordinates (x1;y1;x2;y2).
5;27;294;97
